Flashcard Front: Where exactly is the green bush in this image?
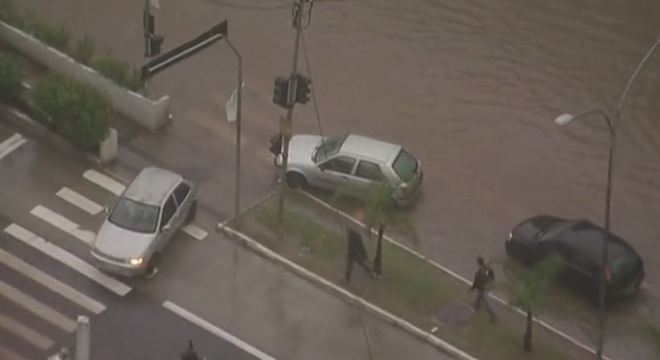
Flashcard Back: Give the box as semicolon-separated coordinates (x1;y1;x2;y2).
0;0;25;29
93;56;142;91
32;73;111;149
0;54;24;102
74;35;95;65
29;21;70;52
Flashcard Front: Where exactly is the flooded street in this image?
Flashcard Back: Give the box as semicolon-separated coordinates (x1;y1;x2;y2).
10;0;660;357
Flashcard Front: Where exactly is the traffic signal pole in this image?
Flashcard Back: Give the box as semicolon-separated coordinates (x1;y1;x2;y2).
277;0;307;222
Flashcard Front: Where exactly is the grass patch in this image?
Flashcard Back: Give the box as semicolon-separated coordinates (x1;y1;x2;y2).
232;191;583;360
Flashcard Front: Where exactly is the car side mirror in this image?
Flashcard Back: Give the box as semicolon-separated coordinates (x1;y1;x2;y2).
103;207;109;214
161;223;172;232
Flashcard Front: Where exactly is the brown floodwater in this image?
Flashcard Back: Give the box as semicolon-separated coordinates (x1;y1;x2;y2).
13;0;660;357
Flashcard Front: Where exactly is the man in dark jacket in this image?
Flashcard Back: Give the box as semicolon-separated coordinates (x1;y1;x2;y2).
470;256;496;322
344;228;372;282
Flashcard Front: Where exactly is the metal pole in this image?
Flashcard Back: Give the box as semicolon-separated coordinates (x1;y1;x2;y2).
75;315;90;360
225;37;243;219
277;0;306;222
594;35;660;360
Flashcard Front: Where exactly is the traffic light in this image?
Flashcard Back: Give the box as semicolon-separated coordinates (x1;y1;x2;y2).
144;13;164;57
294;73;312;105
273;76;291;108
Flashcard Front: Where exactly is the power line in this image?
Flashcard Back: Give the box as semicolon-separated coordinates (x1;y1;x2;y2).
301;30;324;138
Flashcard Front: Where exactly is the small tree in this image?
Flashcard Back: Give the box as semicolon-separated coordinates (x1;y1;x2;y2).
74;35;96;65
0;54;24;102
333;182;417;276
32;73;111;149
504;255;563;352
93;56;142;91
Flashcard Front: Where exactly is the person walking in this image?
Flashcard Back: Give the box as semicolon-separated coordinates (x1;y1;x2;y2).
469;256;496;322
344;228;373;282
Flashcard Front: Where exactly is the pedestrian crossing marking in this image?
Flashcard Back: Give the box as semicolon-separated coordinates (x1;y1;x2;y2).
182;224;208;241
83;169;126;196
0;279;76;332
0;312;54;351
56;187;104;215
4;223;132;297
30;205;95;244
0;248;106;314
0;133;26;161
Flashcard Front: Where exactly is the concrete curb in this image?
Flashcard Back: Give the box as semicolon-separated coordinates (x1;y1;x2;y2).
297;191;615;360
217;223;478;360
0;20;170;131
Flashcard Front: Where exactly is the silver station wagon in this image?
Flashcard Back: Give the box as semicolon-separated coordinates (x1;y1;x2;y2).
283;133;423;206
91;167;197;277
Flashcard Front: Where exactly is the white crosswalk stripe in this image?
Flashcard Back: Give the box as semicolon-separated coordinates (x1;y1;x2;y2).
0;248;106;314
83;169;125;196
30;205;95;244
182;224;208;241
4;223;131;297
56;187;104;215
0;133;27;161
0;312;54;352
0;279;76;332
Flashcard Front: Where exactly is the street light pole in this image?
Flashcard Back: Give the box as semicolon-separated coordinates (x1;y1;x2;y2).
225;37;243;219
554;34;660;360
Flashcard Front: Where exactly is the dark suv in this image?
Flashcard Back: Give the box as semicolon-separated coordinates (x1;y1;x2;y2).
505;215;644;303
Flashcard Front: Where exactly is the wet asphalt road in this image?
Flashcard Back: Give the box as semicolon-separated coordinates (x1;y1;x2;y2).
5;0;660;358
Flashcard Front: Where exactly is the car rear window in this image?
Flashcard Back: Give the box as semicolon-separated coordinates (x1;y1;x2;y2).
392;149;417;182
109;198;159;233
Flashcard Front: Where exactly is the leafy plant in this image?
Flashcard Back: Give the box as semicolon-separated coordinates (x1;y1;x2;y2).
74;35;95;65
32;73;111;149
503;256;563;352
93;56;142;91
0;0;25;29
0;53;25;102
332;182;417;276
29;21;70;52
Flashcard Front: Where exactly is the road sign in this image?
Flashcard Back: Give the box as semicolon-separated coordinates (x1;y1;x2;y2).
141;21;228;81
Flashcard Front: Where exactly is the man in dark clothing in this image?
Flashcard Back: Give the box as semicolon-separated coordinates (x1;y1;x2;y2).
344;228;372;282
469;256;496;322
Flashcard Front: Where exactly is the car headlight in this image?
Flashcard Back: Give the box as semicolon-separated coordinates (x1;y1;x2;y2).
128;257;144;266
506;232;513;242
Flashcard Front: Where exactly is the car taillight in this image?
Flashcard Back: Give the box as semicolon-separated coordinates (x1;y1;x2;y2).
604;266;612;283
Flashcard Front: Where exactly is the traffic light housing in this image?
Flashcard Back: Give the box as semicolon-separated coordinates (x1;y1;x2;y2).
147;34;164;57
273;76;291;108
294;73;311;105
144;13;164;57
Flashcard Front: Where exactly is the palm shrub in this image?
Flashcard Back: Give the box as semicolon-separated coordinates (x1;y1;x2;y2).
503;256;563;352
0;54;24;102
74;35;95;65
332;181;417;276
93;56;142;91
32;73;111;149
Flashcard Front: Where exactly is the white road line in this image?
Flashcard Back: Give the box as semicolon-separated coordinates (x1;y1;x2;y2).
0;133;22;152
4;223;131;297
56;187;104;215
0;312;54;351
30;205;95;244
182;224;208;241
83;169;126;196
163;301;278;360
0;133;26;160
0;279;76;332
0;248;106;314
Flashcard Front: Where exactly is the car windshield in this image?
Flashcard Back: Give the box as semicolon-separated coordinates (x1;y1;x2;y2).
392;148;418;182
314;134;347;163
108;197;159;233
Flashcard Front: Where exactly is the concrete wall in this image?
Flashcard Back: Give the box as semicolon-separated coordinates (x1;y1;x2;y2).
0;21;170;131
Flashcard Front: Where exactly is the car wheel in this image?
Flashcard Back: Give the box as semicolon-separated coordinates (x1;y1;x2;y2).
286;172;307;189
145;253;160;278
186;201;197;223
